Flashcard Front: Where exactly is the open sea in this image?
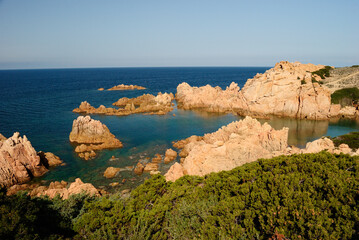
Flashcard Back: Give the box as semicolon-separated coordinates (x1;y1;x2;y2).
1;67;358;191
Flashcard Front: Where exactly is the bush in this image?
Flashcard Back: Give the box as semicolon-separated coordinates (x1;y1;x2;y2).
351;65;359;68
74;152;359;239
331;87;359;106
331;131;359;150
312;66;332;79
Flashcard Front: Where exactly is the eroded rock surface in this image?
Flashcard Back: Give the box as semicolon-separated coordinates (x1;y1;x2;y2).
73;93;174;116
108;84;146;91
69;116;123;160
176;61;339;120
0;132;62;188
165;116;289;181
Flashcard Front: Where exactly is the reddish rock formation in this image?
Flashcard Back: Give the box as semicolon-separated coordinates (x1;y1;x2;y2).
28;178;101;199
108;84;146;90
151;153;162;163
0;132;49;188
176;61;347;120
0;133;6;142
134;162;144;175
103;167;121;178
37;151;63;168
164;148;177;163
98;88;105;91
165;117;289;181
69;116;123;160
73;93;174;116
144;162;159;172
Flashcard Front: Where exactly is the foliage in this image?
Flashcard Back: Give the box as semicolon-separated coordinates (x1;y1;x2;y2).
300;79;306;85
331;87;359;106
331;131;359;150
351;65;359;68
1;152;359;239
312;66;332;79
74;152;359;239
0;190;94;240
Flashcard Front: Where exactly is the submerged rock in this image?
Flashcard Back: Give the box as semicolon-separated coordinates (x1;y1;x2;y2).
134;162;144;175
69;116;123;160
103;167;121;179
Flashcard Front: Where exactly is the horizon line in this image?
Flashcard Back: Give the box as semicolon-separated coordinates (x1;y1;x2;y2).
0;65;273;71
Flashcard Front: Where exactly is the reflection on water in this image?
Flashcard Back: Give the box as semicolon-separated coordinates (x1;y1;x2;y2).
258;116;359;148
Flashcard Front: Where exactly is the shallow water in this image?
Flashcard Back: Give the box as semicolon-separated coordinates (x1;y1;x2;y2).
0;67;358;191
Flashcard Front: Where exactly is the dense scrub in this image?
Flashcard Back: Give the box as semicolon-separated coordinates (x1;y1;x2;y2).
331;87;359;106
331;131;359;150
312;65;332;79
1;152;359;239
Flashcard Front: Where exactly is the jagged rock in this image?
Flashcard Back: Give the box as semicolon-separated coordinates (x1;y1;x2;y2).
108;84;146;90
164;148;177;163
37;151;63;167
176;61;336;120
134;162;144;175
0;132;48;188
103;167;121;178
69;116;123;159
0;134;6;142
30;178;101;199
73;93;174;116
165;117;288;181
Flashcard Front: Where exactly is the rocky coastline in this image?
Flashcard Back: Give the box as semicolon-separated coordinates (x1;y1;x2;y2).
73;92;174;116
69;116;123;160
165;116;359;181
0;132;63;188
176;61;359;120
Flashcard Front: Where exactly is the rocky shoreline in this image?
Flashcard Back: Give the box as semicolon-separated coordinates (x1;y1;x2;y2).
73;92;174;116
107;84;146;91
176;61;359;120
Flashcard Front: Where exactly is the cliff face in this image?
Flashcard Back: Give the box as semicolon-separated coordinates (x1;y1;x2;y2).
241;61;332;119
0;132;48;188
69;116;123;160
176;61;336;120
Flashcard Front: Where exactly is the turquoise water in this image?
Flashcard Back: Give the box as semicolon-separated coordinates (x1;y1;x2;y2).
0;67;358;191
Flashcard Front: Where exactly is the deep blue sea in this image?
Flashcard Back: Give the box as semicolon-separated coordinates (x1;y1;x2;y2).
0;67;358;191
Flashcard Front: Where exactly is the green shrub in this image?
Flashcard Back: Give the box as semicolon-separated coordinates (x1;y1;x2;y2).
312;66;332;79
74;152;359;240
301;79;306;85
330;131;359;150
351;65;359;68
331;87;359;106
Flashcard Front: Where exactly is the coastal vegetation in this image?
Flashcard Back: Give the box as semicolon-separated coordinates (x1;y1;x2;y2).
1;152;358;239
331;87;359;106
331;131;359;150
312;65;332;79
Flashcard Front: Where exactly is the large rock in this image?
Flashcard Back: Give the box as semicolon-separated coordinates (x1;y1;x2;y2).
69;116;123;160
164;148;177;163
165;117;289;181
30;178;101;199
0;133;48;188
103;167;121;179
176;61;336;120
73;92;174;116
37;151;63;167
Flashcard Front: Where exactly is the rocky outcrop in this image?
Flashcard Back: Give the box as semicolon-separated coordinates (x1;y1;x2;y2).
134;162;144;175
32;178;101;199
176;61;338;120
103;167;121;178
164;148;177;163
69;116;123;160
98;88;105;91
0;132;62;188
73;93;174;116
165;117;359;182
165;117;289;181
37;151;63;168
108;84;146;91
0;134;6;142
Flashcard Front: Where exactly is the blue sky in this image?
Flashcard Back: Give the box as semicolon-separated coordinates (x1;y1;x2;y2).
0;0;358;69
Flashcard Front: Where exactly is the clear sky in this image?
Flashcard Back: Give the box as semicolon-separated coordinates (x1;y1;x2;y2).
0;0;358;69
